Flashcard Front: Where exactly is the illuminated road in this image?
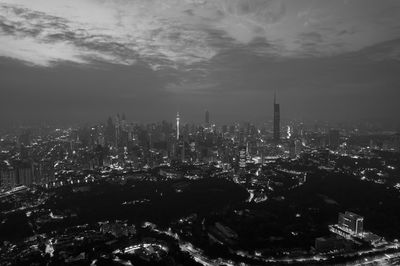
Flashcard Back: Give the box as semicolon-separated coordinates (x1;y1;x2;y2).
341;251;400;265
144;222;400;265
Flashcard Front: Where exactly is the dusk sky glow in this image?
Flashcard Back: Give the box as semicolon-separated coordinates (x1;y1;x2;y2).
1;0;400;124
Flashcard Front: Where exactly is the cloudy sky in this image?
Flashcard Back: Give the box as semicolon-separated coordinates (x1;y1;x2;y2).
0;0;400;125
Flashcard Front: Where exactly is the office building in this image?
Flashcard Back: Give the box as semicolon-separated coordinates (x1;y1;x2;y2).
338;211;364;235
239;146;246;169
273;92;280;142
329;129;340;149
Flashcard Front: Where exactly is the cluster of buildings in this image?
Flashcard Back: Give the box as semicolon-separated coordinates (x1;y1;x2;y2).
316;211;386;253
1;94;400;192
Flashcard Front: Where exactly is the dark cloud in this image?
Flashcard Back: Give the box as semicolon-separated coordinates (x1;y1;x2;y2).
299;32;323;43
0;0;400;125
357;39;400;61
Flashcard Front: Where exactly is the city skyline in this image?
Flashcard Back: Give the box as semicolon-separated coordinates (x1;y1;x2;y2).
1;95;398;130
2;1;400;265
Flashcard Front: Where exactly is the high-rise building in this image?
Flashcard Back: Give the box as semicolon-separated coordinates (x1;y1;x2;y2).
18;129;31;146
181;141;185;162
239;146;247;169
294;139;303;156
205;110;210;126
105;117;115;145
273;92;280;142
176;112;180;140
338;211;364;235
289;140;296;158
329;129;340;149
0;166;17;189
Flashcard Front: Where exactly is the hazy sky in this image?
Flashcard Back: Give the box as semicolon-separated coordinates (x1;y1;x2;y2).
0;0;400;125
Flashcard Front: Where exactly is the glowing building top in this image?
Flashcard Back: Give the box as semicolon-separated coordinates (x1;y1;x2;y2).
176;112;180;140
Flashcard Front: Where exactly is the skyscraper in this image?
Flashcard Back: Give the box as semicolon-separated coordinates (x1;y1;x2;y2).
205;110;210;126
328;129;340;150
239;145;246;169
273;92;280;142
176;112;180;140
106;117;115;145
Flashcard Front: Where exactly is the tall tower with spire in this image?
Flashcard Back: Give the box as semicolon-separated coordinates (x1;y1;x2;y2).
176;112;180;140
273;92;280;142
